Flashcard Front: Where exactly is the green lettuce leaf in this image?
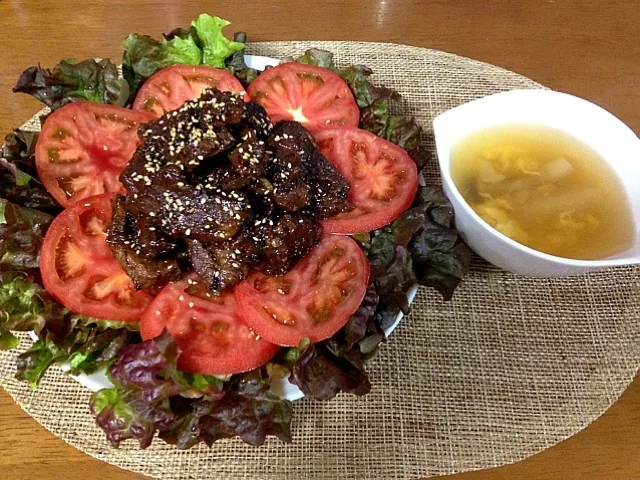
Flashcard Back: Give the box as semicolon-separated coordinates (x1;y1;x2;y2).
91;386;173;449
122;34;174;95
15;337;65;388
13;58;126;110
0;163;135;388
122;14;244;99
6;279;139;385
164;35;203;65
60;320;140;375
0;273;49;347
0;329;19;350
91;332;291;449
191;14;244;68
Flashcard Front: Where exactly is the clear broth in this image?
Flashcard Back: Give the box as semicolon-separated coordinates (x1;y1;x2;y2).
450;124;636;260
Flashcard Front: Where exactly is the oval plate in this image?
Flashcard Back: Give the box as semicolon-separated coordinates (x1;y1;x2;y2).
29;55;418;401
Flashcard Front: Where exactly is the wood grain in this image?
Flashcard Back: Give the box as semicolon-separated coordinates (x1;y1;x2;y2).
1;1;639;479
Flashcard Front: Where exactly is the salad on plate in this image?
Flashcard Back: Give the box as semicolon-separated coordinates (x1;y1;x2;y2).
0;13;471;448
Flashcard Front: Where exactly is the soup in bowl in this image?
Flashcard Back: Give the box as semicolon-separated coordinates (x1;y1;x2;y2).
433;89;640;277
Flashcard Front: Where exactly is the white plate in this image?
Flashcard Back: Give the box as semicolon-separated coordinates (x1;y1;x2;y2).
30;55;417;401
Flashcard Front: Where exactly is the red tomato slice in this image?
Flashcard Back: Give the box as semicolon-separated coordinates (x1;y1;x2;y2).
247;62;360;133
236;235;369;347
35;102;153;208
132;65;247;117
140;279;279;375
314;127;419;234
40;193;153;322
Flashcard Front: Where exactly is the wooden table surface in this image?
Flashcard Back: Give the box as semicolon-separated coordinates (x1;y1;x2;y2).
1;1;639;479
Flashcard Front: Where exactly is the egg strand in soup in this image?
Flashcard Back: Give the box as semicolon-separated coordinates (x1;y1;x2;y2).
450;124;635;260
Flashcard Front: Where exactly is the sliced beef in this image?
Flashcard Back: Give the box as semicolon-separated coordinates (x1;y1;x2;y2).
133;215;179;260
157;187;250;243
267;121;351;217
221;129;268;190
248;213;322;275
107;195;181;291
301;149;352;218
199;89;245;127
187;237;257;294
271;176;310;212
242;102;273;140
120;150;186;212
136;90;243;173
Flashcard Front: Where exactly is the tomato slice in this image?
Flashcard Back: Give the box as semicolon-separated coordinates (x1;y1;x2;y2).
236;235;369;346
40;193;153;322
35;102;153;208
140;279;279;375
132;65;247;117
314;127;419;234
247;62;360;133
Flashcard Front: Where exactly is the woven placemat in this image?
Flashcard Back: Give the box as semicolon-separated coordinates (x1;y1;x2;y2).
1;41;639;480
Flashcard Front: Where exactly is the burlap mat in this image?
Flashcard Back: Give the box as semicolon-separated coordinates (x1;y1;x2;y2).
1;41;639;480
